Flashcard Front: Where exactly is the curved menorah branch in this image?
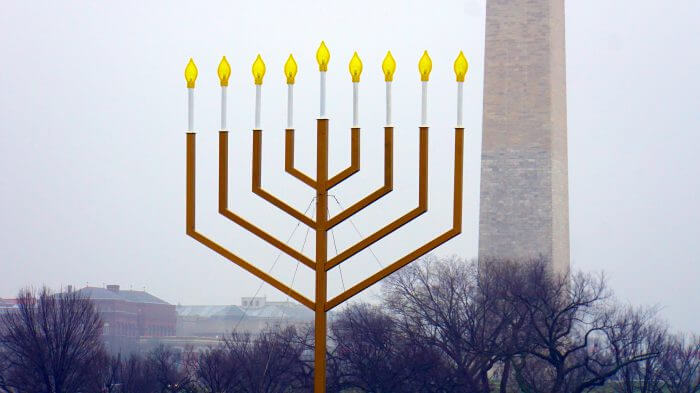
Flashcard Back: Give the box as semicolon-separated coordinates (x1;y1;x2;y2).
284;129;317;188
325;127;429;270
252;130;316;228
285;127;361;190
186;133;315;310
218;131;315;270
327;128;360;188
325;127;464;311
325;127;394;230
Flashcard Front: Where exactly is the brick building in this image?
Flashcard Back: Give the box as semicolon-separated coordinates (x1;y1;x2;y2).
74;285;177;353
0;298;17;311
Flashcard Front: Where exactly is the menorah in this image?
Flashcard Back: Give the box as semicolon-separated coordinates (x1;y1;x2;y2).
183;42;468;393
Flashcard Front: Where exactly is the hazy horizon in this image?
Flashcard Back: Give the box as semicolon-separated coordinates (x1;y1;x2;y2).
1;0;698;332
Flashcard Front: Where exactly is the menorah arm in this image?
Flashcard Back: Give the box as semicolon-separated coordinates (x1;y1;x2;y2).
325;229;460;311
325;127;428;269
326;127;394;230
285;129;317;188
188;231;315;310
219;132;315;270
186;133;315;311
252;130;316;228
325;128;464;311
327;128;361;189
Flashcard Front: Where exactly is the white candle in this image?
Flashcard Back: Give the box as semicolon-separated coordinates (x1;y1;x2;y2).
218;56;230;131
184;58;198;132
382;51;396;126
316;41;330;118
188;88;194;132
320;71;327;118
255;85;261;129
421;81;428;126
284;54;297;129
348;51;363;127
251;54;266;130
287;84;293;129
386;81;392;126
418;50;432;127
457;81;463;127
221;86;227;130
352;82;359;127
453;51;469;127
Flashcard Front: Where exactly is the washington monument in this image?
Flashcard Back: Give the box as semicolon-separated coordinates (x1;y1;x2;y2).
478;0;570;273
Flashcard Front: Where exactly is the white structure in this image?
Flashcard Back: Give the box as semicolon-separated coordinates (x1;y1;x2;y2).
478;0;570;273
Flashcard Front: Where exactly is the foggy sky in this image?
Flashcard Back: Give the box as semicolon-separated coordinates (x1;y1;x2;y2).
1;0;698;332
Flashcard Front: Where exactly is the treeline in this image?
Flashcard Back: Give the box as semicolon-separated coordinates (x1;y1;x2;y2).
1;257;698;393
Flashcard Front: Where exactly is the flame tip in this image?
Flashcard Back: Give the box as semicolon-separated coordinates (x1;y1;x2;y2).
454;51;469;82
316;41;331;71
418;51;433;81
382;51;397;82
185;58;198;88
252;55;266;85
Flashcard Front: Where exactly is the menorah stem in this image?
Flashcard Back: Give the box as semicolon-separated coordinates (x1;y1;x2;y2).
314;119;329;393
186;133;196;233
419;126;429;208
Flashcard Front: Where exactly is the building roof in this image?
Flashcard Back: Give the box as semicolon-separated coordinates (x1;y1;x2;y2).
177;305;245;318
118;290;170;305
177;302;313;321
76;287;170;305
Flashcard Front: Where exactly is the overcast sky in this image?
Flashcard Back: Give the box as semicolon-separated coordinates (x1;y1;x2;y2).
1;0;698;332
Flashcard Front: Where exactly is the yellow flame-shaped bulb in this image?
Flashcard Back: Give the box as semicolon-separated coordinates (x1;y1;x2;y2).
382;51;396;82
252;54;266;85
348;52;363;82
185;58;198;88
284;54;298;84
418;51;432;81
218;56;231;86
454;51;469;82
316;41;330;71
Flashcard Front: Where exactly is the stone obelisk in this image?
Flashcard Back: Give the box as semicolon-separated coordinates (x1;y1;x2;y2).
478;0;570;273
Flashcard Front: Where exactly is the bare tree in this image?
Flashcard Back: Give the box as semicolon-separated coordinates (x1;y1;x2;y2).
330;304;400;392
196;346;239;393
0;346;12;393
380;256;664;393
382;255;514;392
220;327;308;393
86;351;122;393
147;344;197;392
477;257;541;393
120;354;158;393
0;287;105;393
506;260;659;393
328;303;450;393
612;313;668;393
659;333;700;393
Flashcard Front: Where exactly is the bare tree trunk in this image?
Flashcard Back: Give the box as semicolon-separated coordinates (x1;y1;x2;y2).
499;360;511;393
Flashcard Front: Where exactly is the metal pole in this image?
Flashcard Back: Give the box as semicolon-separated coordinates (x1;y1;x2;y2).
314;119;328;393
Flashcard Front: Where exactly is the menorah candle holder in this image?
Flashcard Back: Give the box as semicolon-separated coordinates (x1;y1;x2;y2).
184;46;466;393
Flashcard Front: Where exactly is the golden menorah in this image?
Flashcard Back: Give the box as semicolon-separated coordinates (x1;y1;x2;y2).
184;43;467;392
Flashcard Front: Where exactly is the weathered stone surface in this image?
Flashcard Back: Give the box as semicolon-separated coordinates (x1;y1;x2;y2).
479;0;570;274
